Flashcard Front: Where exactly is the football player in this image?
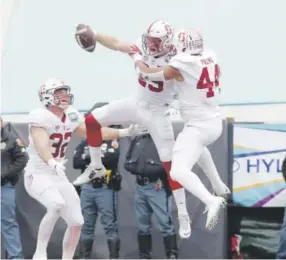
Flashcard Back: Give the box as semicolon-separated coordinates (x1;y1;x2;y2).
24;78;142;259
133;29;230;229
74;20;191;239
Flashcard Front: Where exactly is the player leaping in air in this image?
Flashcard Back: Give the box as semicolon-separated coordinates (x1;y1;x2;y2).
132;28;230;229
74;20;192;239
24;78;143;260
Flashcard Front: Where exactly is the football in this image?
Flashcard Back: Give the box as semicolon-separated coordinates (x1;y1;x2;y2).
75;24;96;52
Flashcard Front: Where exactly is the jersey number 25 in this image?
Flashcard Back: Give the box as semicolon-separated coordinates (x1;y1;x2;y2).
138;78;164;92
197;64;220;98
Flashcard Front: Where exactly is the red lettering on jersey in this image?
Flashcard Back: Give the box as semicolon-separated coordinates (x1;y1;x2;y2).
200;57;214;66
50;132;72;158
138;78;164;93
197;64;220;98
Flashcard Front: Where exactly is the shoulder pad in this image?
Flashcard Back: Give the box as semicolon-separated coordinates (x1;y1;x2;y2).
65;107;83;123
171;53;195;64
28;108;51;128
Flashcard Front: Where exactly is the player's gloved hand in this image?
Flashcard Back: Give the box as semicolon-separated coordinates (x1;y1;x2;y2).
129;124;148;136
165;107;180;117
118;124;148;138
136;69;148;81
47;159;67;177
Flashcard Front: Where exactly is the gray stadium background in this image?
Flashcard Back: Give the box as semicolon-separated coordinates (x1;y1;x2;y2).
1;120;232;259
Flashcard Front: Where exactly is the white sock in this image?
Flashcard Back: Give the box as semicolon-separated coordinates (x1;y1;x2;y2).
89;147;103;167
172;188;188;215
197;147;224;189
62;226;81;259
175;170;215;207
34;211;59;257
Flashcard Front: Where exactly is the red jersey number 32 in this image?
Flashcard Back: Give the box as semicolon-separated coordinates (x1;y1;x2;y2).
50;132;72;158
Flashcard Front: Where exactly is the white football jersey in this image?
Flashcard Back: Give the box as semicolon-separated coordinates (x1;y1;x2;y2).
135;37;177;108
25;106;83;174
169;49;221;122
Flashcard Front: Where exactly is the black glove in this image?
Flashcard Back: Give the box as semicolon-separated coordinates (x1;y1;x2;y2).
108;174;122;191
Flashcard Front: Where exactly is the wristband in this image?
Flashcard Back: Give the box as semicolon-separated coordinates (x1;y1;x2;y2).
141;70;165;81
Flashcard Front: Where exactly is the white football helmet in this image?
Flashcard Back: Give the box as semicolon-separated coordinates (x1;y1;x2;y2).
173;28;204;55
38;78;74;109
142;20;174;57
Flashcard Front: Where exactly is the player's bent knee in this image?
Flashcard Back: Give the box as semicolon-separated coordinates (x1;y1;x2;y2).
170;169;179;182
77;215;84;226
170;163;189;182
69;213;84;226
48;200;65;213
89;105;111;126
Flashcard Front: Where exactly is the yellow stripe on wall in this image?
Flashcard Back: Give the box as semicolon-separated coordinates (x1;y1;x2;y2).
233;144;259;151
233;178;285;192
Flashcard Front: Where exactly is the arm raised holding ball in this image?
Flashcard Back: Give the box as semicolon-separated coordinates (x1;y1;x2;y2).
75;23;134;53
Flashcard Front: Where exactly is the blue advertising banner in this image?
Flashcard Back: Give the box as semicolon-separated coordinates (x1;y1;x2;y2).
233;123;286;207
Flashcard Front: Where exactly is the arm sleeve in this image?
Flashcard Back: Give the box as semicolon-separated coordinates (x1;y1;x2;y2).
169;54;188;71
169;54;194;81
